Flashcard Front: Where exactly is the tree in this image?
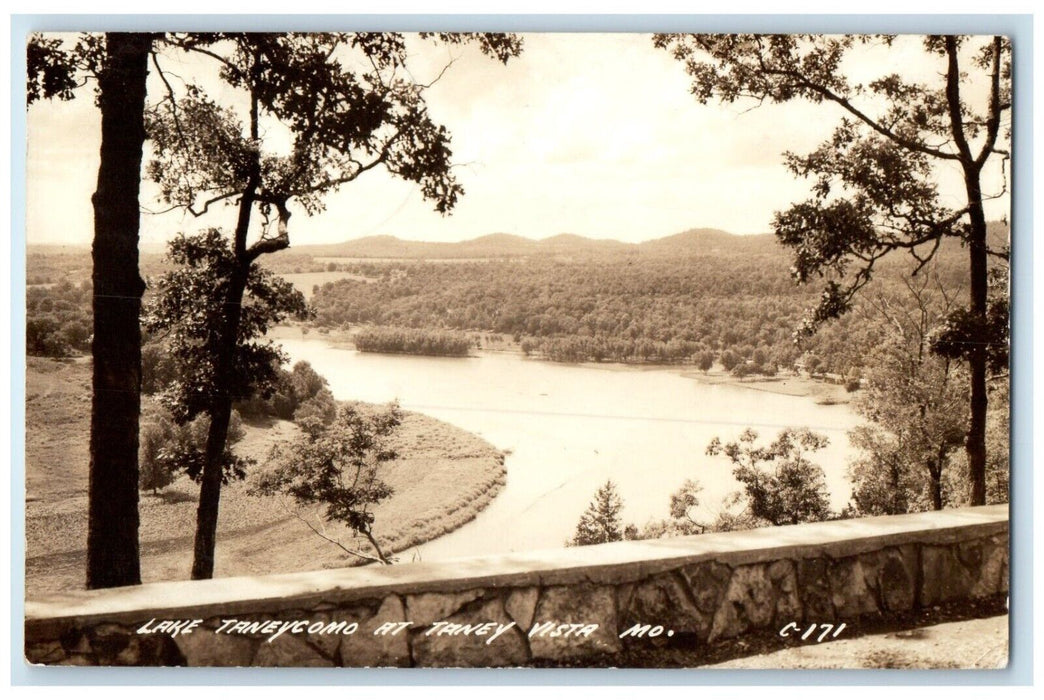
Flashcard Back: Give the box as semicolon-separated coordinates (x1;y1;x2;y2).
568;480;627;546
655;34;1011;506
290;361;327;404
251;403;403;565
294;388;338;428
138;408;251;494
142;33;521;578
847;276;969;513
141;342;180;395
154;410;250;489
30;32;154;588
144;229;310;572
138;415;177;494
706;428;832;526
720;348;741;372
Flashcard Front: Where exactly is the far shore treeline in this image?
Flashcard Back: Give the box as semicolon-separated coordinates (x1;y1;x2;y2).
300;225;1004;379
26;223;1005;383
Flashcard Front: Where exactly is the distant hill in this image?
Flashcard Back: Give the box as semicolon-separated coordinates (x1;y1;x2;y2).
27;220;1008;267
637;228;779;256
279;227;782;261
290;233;530;259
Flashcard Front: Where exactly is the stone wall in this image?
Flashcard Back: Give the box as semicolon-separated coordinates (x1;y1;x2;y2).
25;505;1008;668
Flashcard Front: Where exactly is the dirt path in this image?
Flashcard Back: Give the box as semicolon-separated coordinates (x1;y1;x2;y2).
706;615;1008;669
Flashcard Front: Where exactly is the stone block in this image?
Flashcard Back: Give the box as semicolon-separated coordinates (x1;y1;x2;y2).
620;572;711;637
88;630;136;665
708;564;775;641
253;632;334;667
957;539;984;570
25;640;65;665
680;560;732;617
175;629;258;667
300;611;352;658
505;587;539;631
406;589;485;626
876;548;916;612
411;597;529;668
529;584;621;660
339;595;410;667
829;556;880;619
1000;546;1009;595
59;628;92;655
767;559;802;626
969;536;1008;598
920;544;974;606
94;623;135;636
83;631;182;667
135;636;188;666
796;558;835;622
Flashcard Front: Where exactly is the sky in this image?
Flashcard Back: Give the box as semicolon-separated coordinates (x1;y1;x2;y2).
25;33;1010;248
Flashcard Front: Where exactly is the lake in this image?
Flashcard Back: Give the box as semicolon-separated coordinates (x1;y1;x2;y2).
278;335;862;561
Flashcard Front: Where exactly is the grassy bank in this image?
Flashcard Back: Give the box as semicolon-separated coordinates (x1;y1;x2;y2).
25;357;506;595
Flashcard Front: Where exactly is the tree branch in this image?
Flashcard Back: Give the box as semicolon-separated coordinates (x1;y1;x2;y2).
280;501;387;564
757;63;962;162
976;36;1007;168
943;37;975;166
245;200;291;262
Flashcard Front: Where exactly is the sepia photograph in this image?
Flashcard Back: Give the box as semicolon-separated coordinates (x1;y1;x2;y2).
21;28;1012;670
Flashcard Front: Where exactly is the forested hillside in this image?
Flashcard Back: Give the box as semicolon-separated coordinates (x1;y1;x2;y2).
304;226;1001;377
26;224;1007;380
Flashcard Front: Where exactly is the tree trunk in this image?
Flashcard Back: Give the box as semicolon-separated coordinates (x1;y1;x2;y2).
964;172;989;507
190;266;248;580
927;460;943;512
190;159;258;579
86;33;150;589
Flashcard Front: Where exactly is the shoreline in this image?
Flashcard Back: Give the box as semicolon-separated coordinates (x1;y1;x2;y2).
269;323;852;405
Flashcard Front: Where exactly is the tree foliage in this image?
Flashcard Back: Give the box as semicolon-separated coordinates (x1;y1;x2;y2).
655;33;1011;505
353;326;473;356
308;239;981;372
569;480;628;547
847;276;969;514
706;428;832;526
252;402;402;564
146;33;522;229
26;280;93;357
144;229;311;424
155;411;251;486
138;417;177;494
140;32;521;579
635;479;709;538
26;34;104;104
138;409;249;493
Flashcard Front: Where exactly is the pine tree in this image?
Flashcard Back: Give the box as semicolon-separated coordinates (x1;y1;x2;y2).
569;480;625;546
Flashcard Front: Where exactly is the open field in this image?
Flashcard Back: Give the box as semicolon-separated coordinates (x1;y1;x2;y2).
25;357;506;595
280;270;374;300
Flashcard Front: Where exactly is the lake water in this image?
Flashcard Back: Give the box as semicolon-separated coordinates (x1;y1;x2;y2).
279;336;862;561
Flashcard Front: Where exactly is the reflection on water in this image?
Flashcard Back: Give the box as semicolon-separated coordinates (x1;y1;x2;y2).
278;336;861;561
